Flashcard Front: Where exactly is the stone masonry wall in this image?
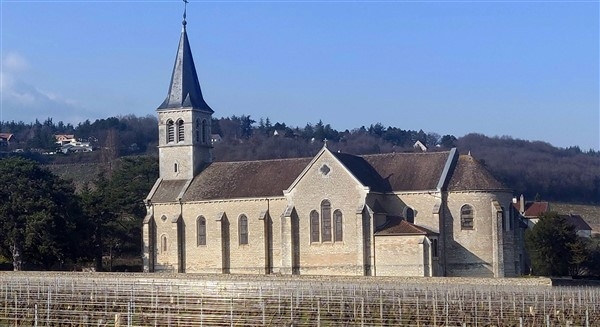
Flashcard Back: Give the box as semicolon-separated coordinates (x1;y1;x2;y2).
375;235;427;276
445;191;513;277
285;149;369;276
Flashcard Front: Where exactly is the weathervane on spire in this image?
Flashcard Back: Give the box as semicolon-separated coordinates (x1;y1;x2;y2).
182;0;189;27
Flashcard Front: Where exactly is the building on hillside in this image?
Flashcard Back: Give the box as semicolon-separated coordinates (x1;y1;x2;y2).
142;13;525;278
0;133;13;147
55;134;76;145
561;214;592;238
413;140;427;152
513;195;594;237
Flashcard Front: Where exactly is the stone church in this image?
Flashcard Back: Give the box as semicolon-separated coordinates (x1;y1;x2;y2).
143;15;524;278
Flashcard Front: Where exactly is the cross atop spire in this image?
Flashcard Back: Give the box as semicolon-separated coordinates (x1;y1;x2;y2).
183;0;188;28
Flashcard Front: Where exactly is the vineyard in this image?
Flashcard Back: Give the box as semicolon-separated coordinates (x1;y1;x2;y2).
1;273;599;326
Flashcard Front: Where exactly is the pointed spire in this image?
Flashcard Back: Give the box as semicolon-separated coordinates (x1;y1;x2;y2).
158;0;213;113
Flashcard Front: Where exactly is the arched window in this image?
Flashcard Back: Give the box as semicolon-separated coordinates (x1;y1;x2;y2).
197;216;206;246
166;120;175;143
321;200;332;242
334;209;343;242
161;235;168;253
406;207;415;224
461;204;474;230
431;238;438;257
202;119;209;144
177;119;185;142
310;210;320;243
239;214;248;245
195;119;200;143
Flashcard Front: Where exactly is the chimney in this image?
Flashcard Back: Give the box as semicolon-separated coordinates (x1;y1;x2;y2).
519;194;525;214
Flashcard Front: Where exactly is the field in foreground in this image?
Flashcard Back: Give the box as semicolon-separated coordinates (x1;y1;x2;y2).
1;272;599;326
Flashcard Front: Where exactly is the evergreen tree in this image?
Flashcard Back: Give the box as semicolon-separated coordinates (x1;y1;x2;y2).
0;157;80;270
525;212;579;276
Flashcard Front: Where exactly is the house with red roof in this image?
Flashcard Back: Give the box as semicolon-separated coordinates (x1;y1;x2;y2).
0;133;13;147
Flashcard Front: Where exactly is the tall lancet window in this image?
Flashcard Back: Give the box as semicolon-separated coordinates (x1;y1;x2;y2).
177;119;185;142
310;210;320;243
202;119;209;144
239;215;248;245
334;209;343;242
167;120;175;143
321;200;332;242
197;216;206;246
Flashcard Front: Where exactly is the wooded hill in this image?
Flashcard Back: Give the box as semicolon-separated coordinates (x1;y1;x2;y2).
1;115;599;204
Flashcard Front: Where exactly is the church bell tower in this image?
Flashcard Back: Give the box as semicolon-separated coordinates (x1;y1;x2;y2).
157;3;213;180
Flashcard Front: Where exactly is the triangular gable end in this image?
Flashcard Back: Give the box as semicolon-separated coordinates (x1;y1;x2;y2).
284;146;370;195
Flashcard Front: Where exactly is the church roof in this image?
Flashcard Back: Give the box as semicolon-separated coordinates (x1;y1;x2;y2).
157;23;213;113
181;158;312;201
375;216;438;236
346;151;450;192
151;179;188;203
151;150;507;203
447;155;509;191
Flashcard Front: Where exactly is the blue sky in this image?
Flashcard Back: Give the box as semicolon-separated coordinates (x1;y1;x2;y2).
1;0;598;150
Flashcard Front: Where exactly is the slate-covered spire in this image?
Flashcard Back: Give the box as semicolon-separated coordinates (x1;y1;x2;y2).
158;6;213;113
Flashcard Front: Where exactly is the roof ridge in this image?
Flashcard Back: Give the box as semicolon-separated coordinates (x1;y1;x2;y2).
212;156;313;165
360;151;451;158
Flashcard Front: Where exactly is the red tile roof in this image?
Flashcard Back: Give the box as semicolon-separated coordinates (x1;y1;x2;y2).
513;201;549;218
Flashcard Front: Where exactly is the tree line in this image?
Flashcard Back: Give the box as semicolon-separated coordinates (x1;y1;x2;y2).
2;114;599;204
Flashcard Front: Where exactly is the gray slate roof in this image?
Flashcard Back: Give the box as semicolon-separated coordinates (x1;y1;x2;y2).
158;25;213;113
182;158;312;201
447;155;509;191
343;151;450;192
151;150;507;203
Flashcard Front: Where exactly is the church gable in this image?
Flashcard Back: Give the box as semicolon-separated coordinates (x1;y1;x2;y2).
285;147;368;196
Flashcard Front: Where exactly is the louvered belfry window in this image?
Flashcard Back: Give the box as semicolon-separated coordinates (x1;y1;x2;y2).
406;207;415;224
202;119;209;144
177;119;185;142
167;120;175;143
195;119;200;143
